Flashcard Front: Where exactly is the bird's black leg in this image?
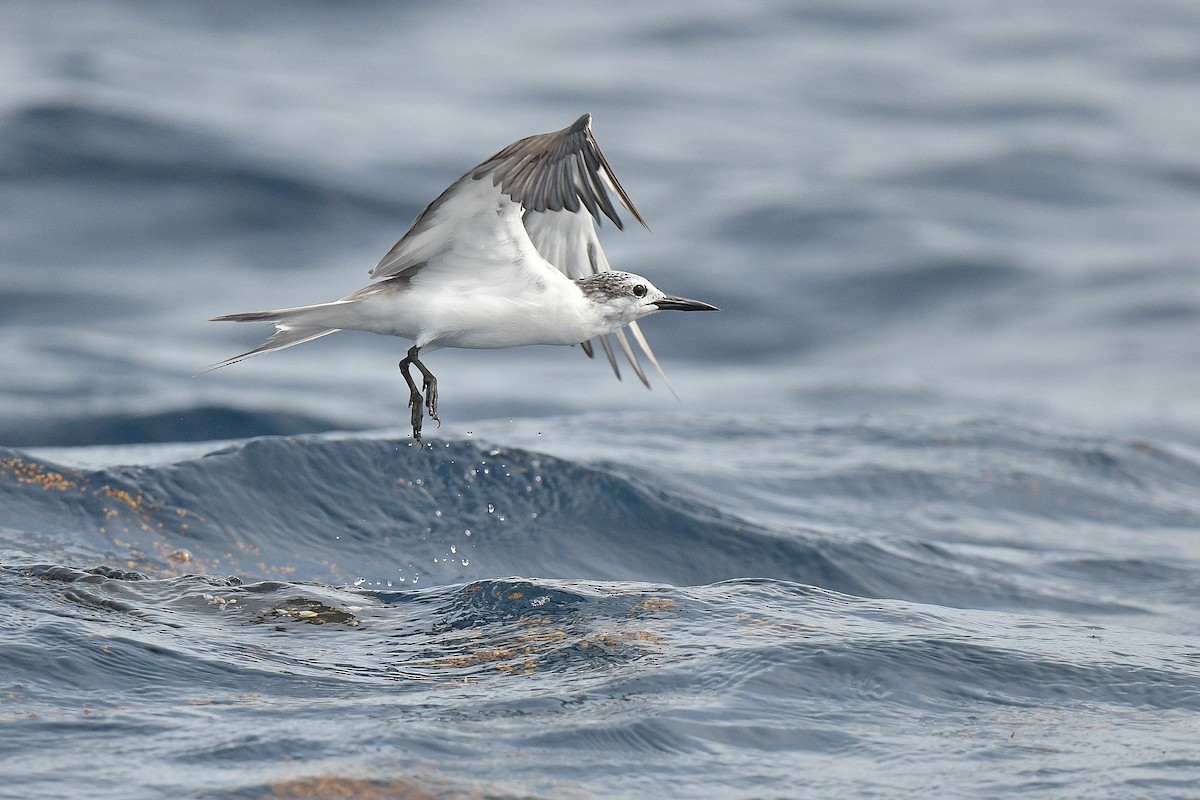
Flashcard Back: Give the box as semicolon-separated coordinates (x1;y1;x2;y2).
398;346;425;442
410;350;440;427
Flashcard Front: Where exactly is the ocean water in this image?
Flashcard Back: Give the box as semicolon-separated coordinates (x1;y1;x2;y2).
3;1;1200;798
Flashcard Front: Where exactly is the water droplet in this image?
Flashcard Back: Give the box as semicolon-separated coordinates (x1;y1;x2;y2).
434;510;443;517
450;545;457;554
487;503;495;513
464;529;472;537
461;558;469;566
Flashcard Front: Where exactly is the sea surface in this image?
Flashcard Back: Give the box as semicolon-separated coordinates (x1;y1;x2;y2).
3;1;1200;798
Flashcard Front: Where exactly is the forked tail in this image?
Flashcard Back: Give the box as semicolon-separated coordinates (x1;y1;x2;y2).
204;306;342;372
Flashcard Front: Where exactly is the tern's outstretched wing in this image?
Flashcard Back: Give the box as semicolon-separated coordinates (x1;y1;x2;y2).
369;113;670;389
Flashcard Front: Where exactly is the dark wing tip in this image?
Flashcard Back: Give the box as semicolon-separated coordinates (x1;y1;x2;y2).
474;113;647;230
210;311;277;323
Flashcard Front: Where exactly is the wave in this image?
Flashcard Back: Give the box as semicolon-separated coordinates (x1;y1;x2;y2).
0;101;392;207
5;440;1197;797
4;418;1200;633
5;564;1197;717
4;436;859;588
0;100;413;254
0;404;356;448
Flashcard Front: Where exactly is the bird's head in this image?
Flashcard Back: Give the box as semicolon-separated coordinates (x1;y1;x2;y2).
576;271;717;330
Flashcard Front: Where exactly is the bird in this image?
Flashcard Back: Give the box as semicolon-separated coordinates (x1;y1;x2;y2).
209;114;717;442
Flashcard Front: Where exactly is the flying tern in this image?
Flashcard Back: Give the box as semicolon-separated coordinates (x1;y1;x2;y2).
211;114;717;441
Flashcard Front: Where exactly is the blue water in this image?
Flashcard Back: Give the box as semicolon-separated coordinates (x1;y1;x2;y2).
4;1;1200;797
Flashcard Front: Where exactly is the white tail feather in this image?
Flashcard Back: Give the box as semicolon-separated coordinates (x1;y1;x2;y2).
204;306;343;373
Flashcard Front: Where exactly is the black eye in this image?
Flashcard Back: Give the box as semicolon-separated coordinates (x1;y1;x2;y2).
632;284;647;298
